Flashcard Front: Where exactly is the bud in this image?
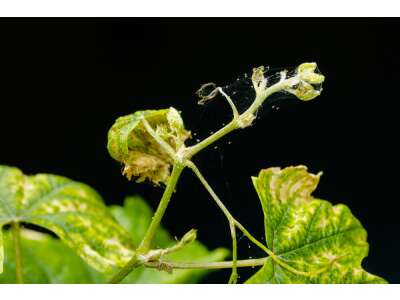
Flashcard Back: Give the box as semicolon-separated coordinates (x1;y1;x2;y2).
180;229;197;245
285;62;325;101
251;66;267;91
297;62;325;84
288;81;321;101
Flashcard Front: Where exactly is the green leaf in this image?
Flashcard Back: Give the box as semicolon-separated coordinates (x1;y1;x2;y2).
108;195;171;248
108;196;229;283
0;196;228;283
107;108;191;185
0;165;134;274
0;229;99;283
246;166;387;283
0;231;3;274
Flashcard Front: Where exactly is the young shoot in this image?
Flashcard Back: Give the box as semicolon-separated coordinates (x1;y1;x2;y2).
0;62;387;284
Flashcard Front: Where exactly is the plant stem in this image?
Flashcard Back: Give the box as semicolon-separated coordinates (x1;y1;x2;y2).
108;259;141;284
186;161;240;283
11;222;23;284
228;221;238;284
185;120;238;158
185;79;290;158
218;87;239;119
186;161;307;274
243;80;288;117
137;163;184;253
144;257;268;270
187;160;263;245
108;73;307;284
109;163;185;284
185;161;234;222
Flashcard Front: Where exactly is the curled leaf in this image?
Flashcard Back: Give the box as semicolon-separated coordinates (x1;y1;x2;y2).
196;82;219;105
297;62;325;84
251;66;268;91
246;166;387;283
285;62;325;101
0;165;135;273
107;108;190;185
248;63;324;102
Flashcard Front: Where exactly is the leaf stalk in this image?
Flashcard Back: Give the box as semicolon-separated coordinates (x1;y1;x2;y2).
11;222;23;284
109;72;319;284
144;257;268;270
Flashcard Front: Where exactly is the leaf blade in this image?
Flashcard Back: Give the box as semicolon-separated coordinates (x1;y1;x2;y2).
0;229;99;283
1;195;228;283
0;165;135;274
247;166;387;284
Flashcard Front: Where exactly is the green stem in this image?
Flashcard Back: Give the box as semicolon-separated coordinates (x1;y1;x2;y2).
185;161;233;221
11;222;23;284
109;163;185;284
186;161;240;283
243;80;288;116
109;229;198;283
137;163;184;253
228;221;238;284
144;257;268;270
218;87;239;119
186;161;311;276
185;79;290;158
108;258;141;284
187;161;262;243
108;72;307;284
185;120;238;158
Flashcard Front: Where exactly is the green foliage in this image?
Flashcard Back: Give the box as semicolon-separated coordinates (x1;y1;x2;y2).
246;166;387;283
0;165;134;273
0;62;389;284
108;196;229;283
0;196;228;283
0;229;98;283
107;108;190;185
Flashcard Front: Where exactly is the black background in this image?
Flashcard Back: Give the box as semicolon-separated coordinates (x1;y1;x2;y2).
0;18;398;283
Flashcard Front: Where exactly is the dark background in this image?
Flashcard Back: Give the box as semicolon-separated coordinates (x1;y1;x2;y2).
0;18;398;283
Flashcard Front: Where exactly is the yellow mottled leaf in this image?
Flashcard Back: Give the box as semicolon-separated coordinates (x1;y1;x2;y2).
0;165;134;274
107;108;190;185
247;166;387;283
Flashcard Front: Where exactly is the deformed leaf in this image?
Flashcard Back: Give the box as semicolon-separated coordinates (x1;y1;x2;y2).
246;166;387;283
0;165;134;274
285;62;325;101
107;108;191;185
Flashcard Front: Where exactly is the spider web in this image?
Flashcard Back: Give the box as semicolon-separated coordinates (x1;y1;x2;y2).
196;65;304;118
190;64;324;274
